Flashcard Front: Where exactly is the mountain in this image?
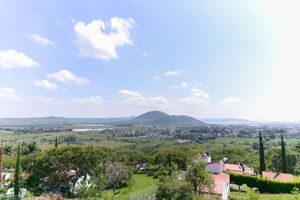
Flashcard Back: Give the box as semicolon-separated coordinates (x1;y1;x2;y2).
202;118;254;125
128;111;205;126
0;116;134;126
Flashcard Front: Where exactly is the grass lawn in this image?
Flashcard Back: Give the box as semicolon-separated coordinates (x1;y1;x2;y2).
101;174;158;200
230;191;300;200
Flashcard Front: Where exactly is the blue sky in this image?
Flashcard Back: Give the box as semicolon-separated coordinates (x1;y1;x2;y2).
0;0;299;120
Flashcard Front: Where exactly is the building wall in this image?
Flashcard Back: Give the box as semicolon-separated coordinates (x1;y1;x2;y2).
206;162;223;174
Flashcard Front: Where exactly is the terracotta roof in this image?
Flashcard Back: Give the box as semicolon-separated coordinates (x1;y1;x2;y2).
213;173;230;195
262;171;293;182
200;173;229;195
223;163;254;174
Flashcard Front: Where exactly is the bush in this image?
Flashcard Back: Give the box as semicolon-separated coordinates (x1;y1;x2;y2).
229;172;300;193
156;176;193;200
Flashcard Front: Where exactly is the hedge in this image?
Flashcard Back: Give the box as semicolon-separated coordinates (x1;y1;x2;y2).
229;172;300;193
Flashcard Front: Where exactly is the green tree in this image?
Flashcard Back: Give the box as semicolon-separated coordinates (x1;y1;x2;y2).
103;162;132;195
186;161;214;196
4;145;13;155
154;148;190;170
24;146;107;196
14;144;21;197
156;176;193;200
259;129;266;174
281;134;288;173
267;148;298;174
168;152;172;175
55;136;58;147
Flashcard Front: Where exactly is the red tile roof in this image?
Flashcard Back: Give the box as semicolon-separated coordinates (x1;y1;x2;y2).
213;173;230;195
262;171;293;182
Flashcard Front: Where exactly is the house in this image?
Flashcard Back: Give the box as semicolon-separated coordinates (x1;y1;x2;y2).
223;163;254;175
212;173;230;200
203;158;230;200
206;160;224;174
199;151;212;163
262;171;293;182
199;170;230;200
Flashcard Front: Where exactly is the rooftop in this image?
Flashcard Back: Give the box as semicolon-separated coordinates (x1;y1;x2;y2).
262;171;293;182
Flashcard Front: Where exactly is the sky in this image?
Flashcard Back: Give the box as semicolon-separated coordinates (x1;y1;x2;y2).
0;0;300;120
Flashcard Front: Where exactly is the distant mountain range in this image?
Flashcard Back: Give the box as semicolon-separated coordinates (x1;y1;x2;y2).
0;116;134;126
1;111;299;127
202;118;255;125
0;111;205;127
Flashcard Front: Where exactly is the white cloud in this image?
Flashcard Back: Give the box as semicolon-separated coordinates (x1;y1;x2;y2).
47;70;90;85
164;70;183;77
118;90;143;98
118;90;145;106
191;87;211;99
180;87;211;106
73;96;104;106
148;96;169;105
28;34;55;46
0;88;20;100
0;49;38;68
74;17;134;60
33;79;58;90
35;96;57;104
220;97;243;107
118;89;169;106
152;75;161;80
180;82;189;89
172;82;189;89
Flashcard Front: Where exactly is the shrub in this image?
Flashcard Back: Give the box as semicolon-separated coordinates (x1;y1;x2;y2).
229;172;300;193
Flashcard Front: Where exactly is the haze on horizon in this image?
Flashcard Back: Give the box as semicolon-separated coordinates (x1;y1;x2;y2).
0;0;300;121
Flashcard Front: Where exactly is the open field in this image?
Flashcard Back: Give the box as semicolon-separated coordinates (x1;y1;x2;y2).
102;174;158;200
0;130;134;149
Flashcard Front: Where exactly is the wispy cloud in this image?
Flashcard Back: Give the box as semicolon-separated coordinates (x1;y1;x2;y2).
28;34;55;46
118;89;169;106
47;70;90;85
172;82;189;89
33;79;58;90
220;96;243;107
153;70;184;80
0;49;38;68
73;96;104;106
0;88;21;101
180;87;211;106
164;70;184;77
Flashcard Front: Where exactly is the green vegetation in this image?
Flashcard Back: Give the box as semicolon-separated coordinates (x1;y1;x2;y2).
14;144;20;197
102;174;158;200
229;172;300;193
259;129;265;174
186;161;213;196
281;133;288;173
230;191;300;200
0;117;300;199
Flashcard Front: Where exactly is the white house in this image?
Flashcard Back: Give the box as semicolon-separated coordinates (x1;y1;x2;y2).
212;173;230;200
199;151;212;163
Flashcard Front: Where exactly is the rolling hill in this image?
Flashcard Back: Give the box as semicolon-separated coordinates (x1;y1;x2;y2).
128;111;205;126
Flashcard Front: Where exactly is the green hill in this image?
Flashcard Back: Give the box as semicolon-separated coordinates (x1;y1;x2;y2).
129;111;205;126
